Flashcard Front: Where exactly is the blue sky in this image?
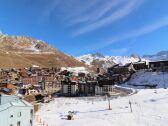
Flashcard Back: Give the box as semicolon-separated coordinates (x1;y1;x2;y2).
0;0;168;56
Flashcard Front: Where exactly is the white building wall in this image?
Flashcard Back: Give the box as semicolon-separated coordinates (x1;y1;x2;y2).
0;95;34;126
95;86;103;95
95;85;114;95
0;106;33;126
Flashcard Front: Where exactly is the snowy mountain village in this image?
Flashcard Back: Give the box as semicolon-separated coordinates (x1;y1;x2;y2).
0;53;168;126
2;0;168;125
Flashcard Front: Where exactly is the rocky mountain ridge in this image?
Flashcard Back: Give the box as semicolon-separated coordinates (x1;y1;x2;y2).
77;53;140;69
77;51;168;68
0;33;84;68
143;51;168;61
0;33;57;54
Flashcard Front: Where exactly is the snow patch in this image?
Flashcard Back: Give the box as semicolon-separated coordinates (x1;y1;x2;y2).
77;54;145;66
61;67;89;75
127;70;168;88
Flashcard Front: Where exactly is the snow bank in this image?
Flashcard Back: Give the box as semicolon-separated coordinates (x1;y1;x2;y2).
127;70;168;88
32;65;39;68
114;85;137;96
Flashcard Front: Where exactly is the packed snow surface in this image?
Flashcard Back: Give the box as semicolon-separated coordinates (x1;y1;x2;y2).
35;88;168;126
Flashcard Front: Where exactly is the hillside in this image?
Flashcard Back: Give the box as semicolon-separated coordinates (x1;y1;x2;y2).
0;33;84;68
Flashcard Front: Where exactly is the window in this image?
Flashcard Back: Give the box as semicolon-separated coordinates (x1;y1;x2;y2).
30;120;33;126
30;109;33;118
10;115;13;118
18;112;21;117
17;121;20;126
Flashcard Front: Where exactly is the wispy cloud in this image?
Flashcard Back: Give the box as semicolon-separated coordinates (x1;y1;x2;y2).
40;0;143;36
39;0;60;23
40;0;98;23
105;16;168;45
87;16;168;51
72;0;143;36
68;0;123;25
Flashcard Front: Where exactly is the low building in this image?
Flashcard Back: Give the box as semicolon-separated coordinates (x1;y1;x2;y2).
149;60;168;71
95;79;115;95
133;61;148;70
0;94;34;126
22;76;42;86
95;85;114;95
109;63;136;75
0;83;16;95
107;63;136;84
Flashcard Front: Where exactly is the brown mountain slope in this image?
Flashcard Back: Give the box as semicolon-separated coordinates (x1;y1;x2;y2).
0;34;84;68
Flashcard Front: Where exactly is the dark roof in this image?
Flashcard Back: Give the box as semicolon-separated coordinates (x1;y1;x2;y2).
149;60;168;63
2;88;11;93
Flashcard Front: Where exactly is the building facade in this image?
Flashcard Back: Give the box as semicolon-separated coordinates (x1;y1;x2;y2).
61;79;78;96
0;95;34;126
149;60;168;71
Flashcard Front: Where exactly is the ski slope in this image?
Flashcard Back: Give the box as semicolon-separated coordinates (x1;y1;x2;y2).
35;88;168;126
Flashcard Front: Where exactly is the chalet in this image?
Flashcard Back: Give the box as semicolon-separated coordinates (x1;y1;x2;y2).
0;95;34;126
0;82;8;88
22;76;42;86
149;60;168;71
108;63;136;84
19;68;29;78
111;63;136;74
111;74;125;84
0;83;16;95
0;70;9;83
8;71;19;84
133;61;148;70
59;70;72;77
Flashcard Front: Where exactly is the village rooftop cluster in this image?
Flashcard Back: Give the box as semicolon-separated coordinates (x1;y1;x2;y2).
0;60;167;97
0;60;168;126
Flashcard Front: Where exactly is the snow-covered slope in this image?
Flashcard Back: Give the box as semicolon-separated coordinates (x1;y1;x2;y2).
126;70;168;88
78;51;168;68
35;88;168;126
77;53;140;68
143;51;168;61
